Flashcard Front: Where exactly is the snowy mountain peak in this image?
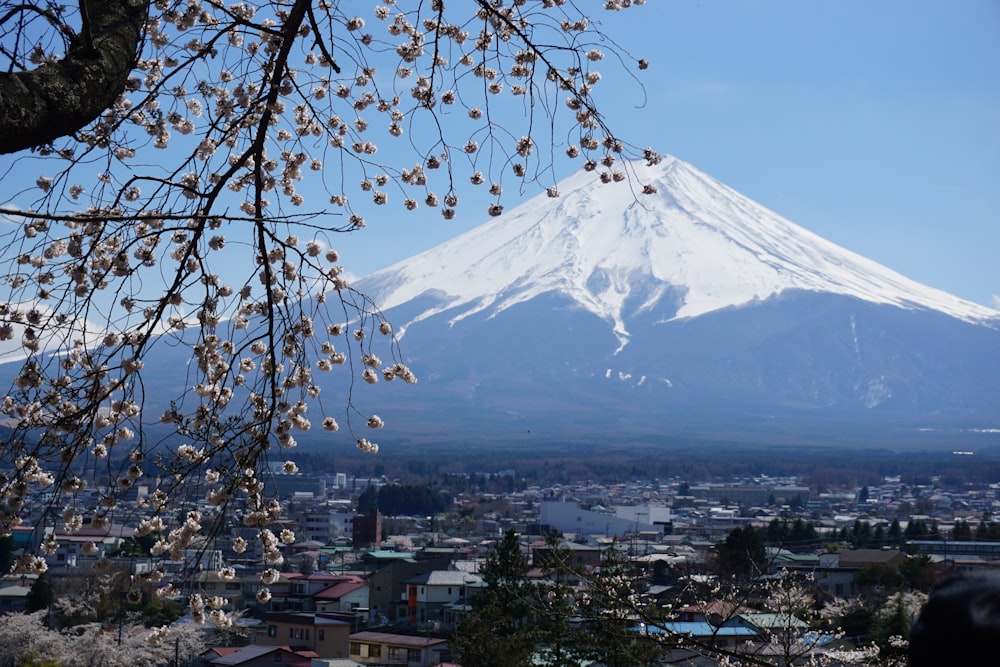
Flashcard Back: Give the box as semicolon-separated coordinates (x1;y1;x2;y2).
359;156;999;343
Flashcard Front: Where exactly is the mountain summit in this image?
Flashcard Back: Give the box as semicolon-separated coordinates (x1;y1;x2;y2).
363;156;997;349
355;156;999;445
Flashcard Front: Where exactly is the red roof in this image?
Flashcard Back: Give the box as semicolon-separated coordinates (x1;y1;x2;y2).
314;576;366;600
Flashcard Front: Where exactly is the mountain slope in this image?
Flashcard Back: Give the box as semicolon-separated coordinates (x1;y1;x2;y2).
361;156;998;352
353;156;1000;443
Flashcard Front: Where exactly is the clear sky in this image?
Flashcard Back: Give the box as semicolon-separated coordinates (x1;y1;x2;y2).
2;2;997;310
334;0;1000;311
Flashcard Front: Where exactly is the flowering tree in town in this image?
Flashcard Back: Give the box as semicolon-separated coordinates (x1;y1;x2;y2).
0;0;659;627
0;609;205;667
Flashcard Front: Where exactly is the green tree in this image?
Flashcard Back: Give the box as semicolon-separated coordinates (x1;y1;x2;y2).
0;535;14;573
952;520;973;541
453;530;535;667
898;555;936;592
576;545;663;667
25;573;54;613
715;526;767;579
887;518;903;546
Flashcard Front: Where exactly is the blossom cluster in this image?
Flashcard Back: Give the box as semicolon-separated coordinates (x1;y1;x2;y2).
0;0;655;606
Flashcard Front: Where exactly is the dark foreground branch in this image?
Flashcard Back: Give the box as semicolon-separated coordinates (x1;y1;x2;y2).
0;0;147;154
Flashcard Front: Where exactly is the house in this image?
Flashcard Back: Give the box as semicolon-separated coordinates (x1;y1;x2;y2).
635;622;759;651
41;521;134;571
348;631;449;667
193;570;247;610
815;548;907;597
366;557;452;622
0;584;29;614
399;570;483;625
314;575;369;613
254;612;351;659
283;573;360;611
531;540;602;571
203;645;319;667
723;612;810;640
675;600;746;625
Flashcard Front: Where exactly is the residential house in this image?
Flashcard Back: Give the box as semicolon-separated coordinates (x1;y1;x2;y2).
348;631;449;667
314;575;369;614
399;570;483;625
366;557;452;623
0;584;29;614
531;540;602;571
815;548;906;597
203;645;319;667
254;612;351;659
675;600;746;625
41;521;134;572
636;622;759;652
283;573;358;612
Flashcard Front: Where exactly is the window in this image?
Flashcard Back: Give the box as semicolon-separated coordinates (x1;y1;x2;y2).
267;625;277;637
447;587;452;595
408;648;422;661
349;643;361;655
318;630;324;641
368;644;381;658
388;647;402;660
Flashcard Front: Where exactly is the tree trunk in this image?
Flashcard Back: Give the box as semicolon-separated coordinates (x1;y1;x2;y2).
0;0;148;155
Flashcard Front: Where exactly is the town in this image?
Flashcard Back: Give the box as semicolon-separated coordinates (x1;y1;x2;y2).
1;445;998;666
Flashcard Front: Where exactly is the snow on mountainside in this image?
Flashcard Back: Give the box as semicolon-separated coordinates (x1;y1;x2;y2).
359;155;998;347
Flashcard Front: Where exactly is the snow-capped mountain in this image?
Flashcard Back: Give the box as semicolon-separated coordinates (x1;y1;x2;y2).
355;156;1000;444
363;156;997;343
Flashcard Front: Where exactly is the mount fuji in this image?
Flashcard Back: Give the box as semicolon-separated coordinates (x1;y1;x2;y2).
355;156;1000;446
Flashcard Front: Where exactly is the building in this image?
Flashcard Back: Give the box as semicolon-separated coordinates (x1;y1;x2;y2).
314;575;370;614
399;570;483;625
255;612;352;659
348;631;449;667
203;645;320;666
532;540;603;571
814;548;907;597
353;509;382;550
540;501;659;537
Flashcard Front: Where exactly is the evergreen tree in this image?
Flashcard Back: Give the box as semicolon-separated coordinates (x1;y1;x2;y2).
715;526;767;579
25;573;54;614
888;518;903;545
0;535;13;574
952;520;973;541
577;545;663;667
453;530;535;667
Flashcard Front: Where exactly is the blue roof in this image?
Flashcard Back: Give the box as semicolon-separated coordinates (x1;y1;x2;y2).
630;622;758;638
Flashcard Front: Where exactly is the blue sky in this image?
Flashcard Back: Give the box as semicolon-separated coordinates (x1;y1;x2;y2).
2;2;996;310
337;1;1000;310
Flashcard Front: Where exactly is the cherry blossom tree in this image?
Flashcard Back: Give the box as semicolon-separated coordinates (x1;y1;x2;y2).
0;610;205;667
0;0;660;626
